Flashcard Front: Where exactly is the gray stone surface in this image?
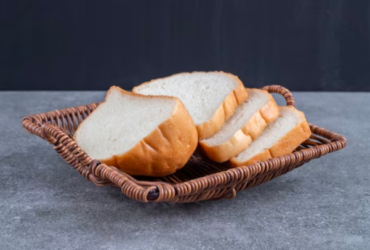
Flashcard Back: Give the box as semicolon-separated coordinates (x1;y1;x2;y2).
0;91;369;250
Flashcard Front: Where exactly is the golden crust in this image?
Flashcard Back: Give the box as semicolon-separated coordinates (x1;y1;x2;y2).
75;86;198;177
196;77;248;139
229;107;312;167
199;130;252;163
132;72;248;139
199;89;279;162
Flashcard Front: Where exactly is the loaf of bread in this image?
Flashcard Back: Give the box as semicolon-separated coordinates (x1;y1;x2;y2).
132;72;248;139
230;106;311;167
74;71;311;177
200;89;279;162
74;86;198;176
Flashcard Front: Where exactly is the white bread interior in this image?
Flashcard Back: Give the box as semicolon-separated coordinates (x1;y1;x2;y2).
200;89;279;162
133;71;248;139
75;87;176;160
203;89;272;145
74;86;198;176
230;106;311;166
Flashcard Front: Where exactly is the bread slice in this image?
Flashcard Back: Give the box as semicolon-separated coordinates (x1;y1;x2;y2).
132;72;248;139
230;106;311;167
199;89;279;162
74;86;198;177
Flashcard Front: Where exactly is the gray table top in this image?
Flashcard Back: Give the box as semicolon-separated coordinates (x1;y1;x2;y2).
1;91;369;250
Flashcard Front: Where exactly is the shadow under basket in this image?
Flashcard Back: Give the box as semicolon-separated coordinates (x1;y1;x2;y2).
22;85;347;203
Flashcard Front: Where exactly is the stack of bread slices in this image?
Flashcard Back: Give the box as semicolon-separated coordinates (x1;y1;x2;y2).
75;72;311;177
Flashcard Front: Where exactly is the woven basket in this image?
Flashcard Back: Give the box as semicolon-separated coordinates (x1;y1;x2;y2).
22;85;346;203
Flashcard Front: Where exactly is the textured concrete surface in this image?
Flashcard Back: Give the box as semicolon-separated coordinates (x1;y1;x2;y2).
0;91;369;250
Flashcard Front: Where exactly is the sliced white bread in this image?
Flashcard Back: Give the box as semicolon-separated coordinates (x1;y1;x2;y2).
199;89;279;162
74;86;198;177
132;72;248;139
230;106;311;167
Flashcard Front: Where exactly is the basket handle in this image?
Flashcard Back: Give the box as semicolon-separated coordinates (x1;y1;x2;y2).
40;123;94;166
262;85;295;107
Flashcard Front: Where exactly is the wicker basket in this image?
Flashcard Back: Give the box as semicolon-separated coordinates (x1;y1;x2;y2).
22;85;346;203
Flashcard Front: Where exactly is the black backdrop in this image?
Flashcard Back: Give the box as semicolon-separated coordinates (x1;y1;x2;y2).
1;0;369;91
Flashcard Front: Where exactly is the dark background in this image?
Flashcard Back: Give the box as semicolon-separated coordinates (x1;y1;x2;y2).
1;0;369;91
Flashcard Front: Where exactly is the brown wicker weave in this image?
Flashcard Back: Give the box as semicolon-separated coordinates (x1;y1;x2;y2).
22;85;346;203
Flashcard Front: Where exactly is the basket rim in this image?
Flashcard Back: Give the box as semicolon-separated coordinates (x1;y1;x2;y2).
21;85;347;203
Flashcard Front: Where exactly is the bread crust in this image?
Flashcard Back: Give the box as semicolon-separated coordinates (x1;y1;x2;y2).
75;86;198;177
229;107;311;167
196;76;248;139
132;72;249;139
200;90;279;162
